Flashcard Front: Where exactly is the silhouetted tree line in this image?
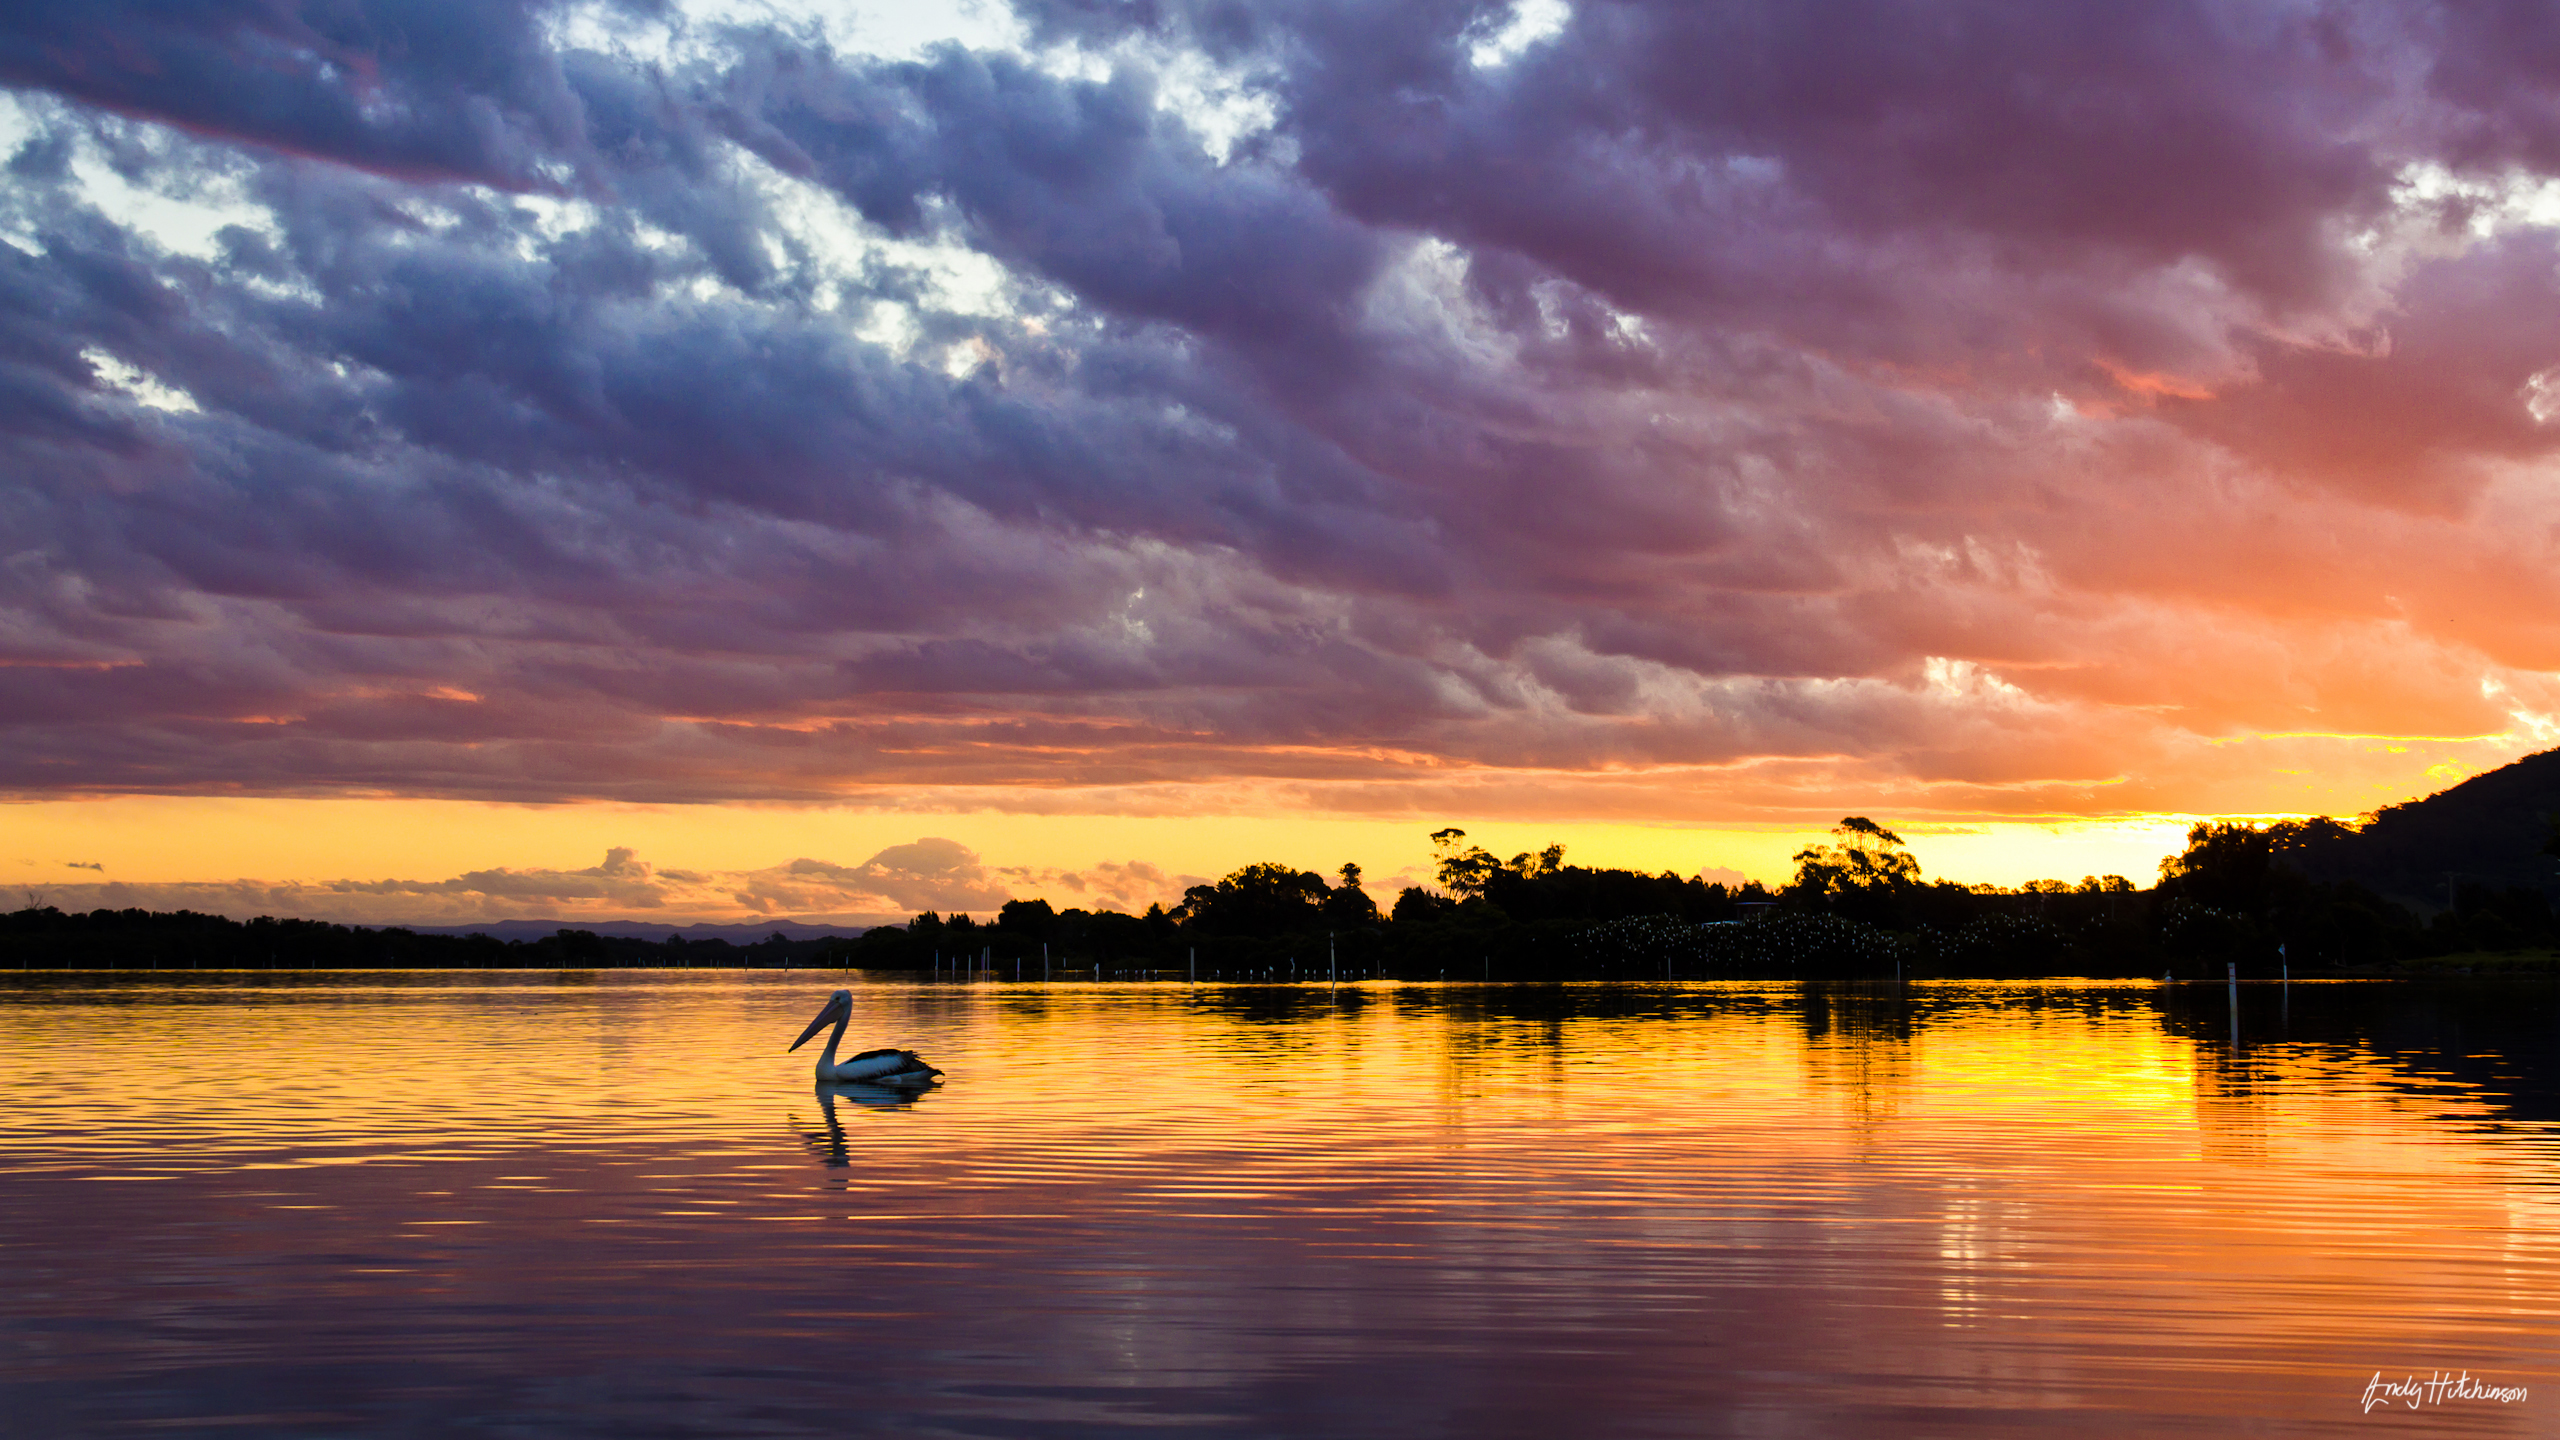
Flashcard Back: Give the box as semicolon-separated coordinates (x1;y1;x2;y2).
2142;817;2558;967
0;906;842;971
17;758;2560;977
843;809;2560;981
829;831;1779;981
1747;811;2554;976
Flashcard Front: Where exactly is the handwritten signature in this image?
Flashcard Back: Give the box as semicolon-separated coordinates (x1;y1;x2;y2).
2361;1370;2528;1413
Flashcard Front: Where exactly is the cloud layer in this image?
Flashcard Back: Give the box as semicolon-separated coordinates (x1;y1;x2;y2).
4;0;2560;826
21;840;1201;927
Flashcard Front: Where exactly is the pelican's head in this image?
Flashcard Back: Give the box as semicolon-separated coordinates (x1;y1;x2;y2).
789;988;854;1052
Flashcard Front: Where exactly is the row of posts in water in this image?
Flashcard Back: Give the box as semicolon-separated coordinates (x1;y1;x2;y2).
922;941;1400;984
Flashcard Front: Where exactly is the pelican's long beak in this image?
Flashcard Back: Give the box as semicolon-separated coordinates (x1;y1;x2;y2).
788;993;848;1052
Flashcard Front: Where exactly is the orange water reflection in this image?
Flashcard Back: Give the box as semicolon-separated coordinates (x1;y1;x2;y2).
2;973;2555;1436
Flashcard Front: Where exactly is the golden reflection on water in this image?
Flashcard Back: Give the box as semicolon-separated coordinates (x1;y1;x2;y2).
3;973;2556;1436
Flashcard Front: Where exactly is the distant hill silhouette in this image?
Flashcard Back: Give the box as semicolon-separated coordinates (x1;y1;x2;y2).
2287;748;2560;908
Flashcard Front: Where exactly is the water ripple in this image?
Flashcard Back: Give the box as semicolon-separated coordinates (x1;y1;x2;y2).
3;973;2556;1437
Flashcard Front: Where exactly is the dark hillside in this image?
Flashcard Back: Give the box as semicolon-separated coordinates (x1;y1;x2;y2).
2286;748;2560;907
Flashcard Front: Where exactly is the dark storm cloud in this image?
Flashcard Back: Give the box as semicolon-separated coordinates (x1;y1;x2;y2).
716;39;1388;391
3;0;2560;821
1023;0;2390;375
0;0;594;186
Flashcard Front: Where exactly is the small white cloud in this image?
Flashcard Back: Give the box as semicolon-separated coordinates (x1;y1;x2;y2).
2523;367;2560;424
44;109;283;261
1470;0;1571;69
1146;49;1280;164
82;349;200;413
1923;656;2031;705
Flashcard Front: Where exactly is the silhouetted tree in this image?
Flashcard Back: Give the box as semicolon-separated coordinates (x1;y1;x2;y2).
1323;862;1380;926
1392;886;1453;923
1788;817;1923;925
997;898;1057;939
2158;822;2286;914
1175;862;1332;936
1430;828;1506;897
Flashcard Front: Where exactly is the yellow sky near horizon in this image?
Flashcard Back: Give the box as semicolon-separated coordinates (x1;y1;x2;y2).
6;718;2526;926
4;794;2209;924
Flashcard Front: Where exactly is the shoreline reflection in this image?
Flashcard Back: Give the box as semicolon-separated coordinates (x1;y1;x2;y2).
6;975;2560;1439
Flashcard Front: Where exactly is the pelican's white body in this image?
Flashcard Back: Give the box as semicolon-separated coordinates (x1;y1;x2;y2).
790;989;942;1086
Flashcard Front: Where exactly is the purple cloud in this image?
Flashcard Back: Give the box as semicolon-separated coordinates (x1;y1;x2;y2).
1;1;2558;828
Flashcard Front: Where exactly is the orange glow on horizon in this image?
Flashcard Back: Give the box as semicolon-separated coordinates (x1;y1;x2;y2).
0;797;2282;926
0;722;2540;925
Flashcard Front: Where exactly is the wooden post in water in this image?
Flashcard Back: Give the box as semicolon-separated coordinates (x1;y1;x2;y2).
1189;947;1195;984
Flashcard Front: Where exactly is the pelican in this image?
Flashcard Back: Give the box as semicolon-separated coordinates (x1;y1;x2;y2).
789;988;943;1086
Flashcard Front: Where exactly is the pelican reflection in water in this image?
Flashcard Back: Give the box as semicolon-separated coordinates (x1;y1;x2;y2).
790;988;944;1086
798;1079;932;1167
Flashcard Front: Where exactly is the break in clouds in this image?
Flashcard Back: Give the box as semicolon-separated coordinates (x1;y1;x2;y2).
7;0;2560;827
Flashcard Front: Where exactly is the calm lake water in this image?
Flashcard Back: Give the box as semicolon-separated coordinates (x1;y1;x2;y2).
3;973;2556;1437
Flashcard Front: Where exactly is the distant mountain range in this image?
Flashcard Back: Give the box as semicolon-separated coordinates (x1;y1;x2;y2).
2289;747;2560;908
396;918;871;943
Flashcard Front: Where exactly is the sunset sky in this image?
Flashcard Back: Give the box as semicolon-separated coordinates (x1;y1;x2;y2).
5;0;2560;927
